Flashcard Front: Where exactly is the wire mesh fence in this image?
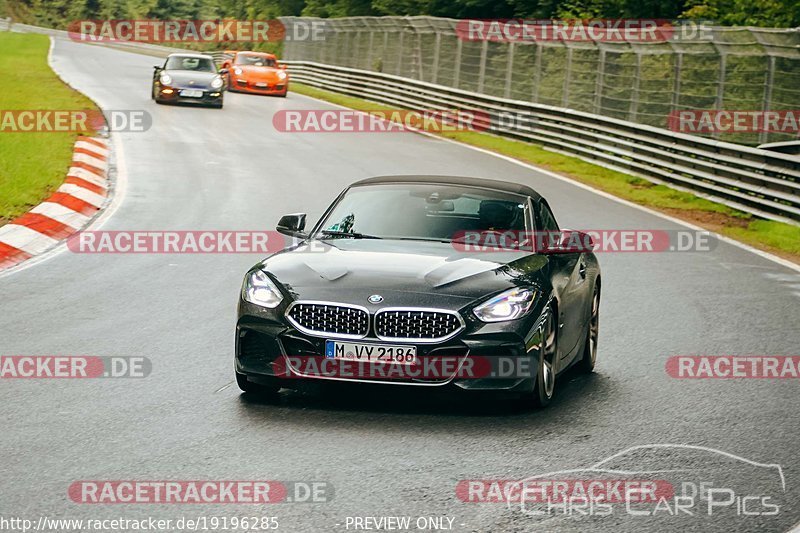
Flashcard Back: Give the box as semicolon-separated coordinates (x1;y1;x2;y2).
281;16;800;146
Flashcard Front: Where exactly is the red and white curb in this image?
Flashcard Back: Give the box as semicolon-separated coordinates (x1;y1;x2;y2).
0;136;110;270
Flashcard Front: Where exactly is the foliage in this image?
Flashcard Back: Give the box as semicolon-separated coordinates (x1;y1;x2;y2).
3;0;796;28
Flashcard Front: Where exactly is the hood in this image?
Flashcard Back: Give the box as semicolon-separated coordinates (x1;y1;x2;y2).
165;70;219;88
235;65;284;82
261;239;547;310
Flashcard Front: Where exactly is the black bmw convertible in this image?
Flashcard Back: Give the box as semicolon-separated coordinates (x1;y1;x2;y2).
236;176;600;407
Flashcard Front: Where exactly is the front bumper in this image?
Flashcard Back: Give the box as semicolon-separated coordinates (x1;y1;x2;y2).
230;79;287;94
156;86;224;105
235;299;546;392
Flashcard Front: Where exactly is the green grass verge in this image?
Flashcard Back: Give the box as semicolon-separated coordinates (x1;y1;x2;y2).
0;32;98;222
291;82;800;261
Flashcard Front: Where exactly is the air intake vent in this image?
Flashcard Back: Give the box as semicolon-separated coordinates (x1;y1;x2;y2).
286;302;369;339
374;309;463;342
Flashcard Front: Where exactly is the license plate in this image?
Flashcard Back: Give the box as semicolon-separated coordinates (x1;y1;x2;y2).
325;340;417;365
255;82;268;88
180;89;203;98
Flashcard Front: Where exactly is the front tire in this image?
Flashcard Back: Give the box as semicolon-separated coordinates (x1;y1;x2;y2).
577;283;600;373
532;308;557;407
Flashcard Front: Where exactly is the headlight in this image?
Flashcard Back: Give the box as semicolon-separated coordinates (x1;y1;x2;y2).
234;67;243;75
211;76;223;89
159;73;172;85
473;287;537;323
242;269;284;308
277;70;287;80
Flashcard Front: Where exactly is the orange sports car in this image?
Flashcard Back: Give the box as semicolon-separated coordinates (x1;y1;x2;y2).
221;51;289;97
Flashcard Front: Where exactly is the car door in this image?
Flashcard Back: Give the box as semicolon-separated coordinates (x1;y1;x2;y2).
535;199;588;361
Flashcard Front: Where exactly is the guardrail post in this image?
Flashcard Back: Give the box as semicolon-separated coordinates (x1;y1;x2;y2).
760;55;776;145
562;46;573;107
477;39;489;93
431;32;441;85
356;30;365;68
396;30;404;76
284;38;296;61
321;32;330;64
716;54;726;110
381;31;389;72
415;30;423;80
670;52;683;114
366;31;375;71
713;54;727;139
342;31;351;67
532;43;542;103
504;42;515;99
453;38;463;88
594;48;606;114
316;27;325;63
629;52;641;122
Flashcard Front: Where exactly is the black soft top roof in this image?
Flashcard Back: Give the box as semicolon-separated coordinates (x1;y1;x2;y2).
352;175;543;201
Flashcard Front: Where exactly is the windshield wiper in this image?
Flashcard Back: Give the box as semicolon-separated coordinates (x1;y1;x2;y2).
319;230;383;240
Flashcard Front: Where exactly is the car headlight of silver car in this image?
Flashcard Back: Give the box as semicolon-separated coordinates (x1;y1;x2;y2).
473;287;537;322
159;73;172;85
211;76;223;89
242;269;284;308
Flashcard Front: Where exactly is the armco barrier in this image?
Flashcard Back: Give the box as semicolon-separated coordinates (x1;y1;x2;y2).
280;16;800;147
283;60;800;225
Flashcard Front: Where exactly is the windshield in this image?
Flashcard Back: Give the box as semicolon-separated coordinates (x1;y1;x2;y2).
234;54;277;67
165;56;216;72
315;183;529;241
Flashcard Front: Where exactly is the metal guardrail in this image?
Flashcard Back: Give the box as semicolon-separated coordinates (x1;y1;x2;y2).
281;16;800;147
4;19;797;224
284;60;800;225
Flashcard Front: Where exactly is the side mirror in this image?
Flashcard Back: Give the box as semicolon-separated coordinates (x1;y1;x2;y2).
277;213;307;237
153;65;161;71
540;229;594;254
279;64;287;70
219;68;229;75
